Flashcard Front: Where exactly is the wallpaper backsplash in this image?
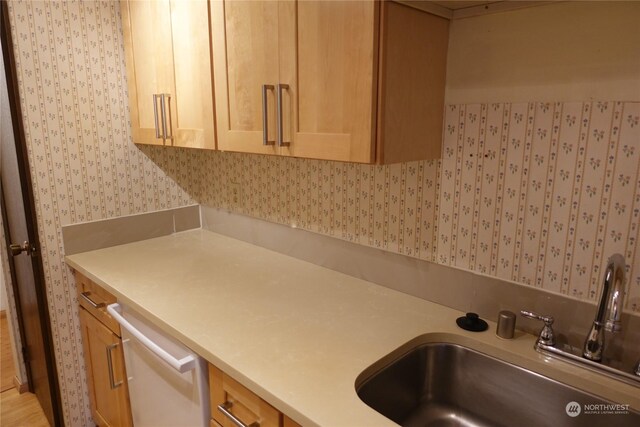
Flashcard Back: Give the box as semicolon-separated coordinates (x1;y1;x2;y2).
7;1;640;426
191;101;640;311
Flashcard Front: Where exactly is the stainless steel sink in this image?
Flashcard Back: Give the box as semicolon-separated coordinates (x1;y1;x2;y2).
356;342;639;427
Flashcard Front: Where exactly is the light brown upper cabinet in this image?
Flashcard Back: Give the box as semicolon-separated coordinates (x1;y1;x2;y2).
211;0;449;164
121;0;216;149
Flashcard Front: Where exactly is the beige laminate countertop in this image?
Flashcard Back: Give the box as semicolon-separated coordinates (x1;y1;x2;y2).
65;229;640;426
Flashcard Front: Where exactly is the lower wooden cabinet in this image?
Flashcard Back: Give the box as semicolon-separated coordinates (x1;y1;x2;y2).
76;273;132;427
209;364;301;427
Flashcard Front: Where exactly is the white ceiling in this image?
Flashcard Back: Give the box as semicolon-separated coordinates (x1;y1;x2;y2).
398;1;552;20
430;1;500;11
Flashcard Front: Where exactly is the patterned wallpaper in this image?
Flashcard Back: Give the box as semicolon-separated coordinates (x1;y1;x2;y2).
6;0;640;426
7;1;197;425
191;101;640;312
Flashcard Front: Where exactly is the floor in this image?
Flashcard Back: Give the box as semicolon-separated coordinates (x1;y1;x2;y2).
1;388;50;427
1;313;16;392
0;313;49;427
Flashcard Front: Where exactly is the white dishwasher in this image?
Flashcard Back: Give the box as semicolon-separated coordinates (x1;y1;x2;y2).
107;303;210;427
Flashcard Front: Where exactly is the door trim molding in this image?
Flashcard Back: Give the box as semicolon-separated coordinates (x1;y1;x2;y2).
0;2;64;425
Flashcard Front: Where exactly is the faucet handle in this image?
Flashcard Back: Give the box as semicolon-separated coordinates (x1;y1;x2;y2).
520;310;554;325
520;310;555;347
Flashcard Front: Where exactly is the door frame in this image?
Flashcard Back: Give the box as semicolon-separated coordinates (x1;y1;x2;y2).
1;2;63;425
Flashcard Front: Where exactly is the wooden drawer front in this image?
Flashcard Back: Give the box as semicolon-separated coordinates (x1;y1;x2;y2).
75;272;120;336
210;364;280;427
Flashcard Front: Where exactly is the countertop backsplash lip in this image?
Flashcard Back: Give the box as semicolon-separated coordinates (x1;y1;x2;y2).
61;205;200;255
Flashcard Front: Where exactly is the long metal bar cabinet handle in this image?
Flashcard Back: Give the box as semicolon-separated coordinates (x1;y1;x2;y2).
262;84;275;146
276;83;290;147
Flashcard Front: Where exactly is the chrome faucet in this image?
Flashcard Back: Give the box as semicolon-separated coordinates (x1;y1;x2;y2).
521;254;638;384
583;253;626;362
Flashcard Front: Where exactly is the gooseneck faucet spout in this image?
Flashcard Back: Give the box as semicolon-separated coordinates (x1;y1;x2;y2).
583;253;626;362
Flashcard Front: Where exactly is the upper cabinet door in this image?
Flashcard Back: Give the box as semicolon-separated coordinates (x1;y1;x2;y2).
208;0;447;163
211;0;280;155
122;0;215;149
168;0;216;149
122;0;172;146
279;0;378;163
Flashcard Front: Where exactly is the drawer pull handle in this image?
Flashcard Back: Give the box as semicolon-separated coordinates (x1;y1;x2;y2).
217;402;260;427
106;342;123;389
80;291;105;309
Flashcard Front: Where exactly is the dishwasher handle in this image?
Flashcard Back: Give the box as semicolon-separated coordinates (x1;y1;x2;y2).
107;303;196;374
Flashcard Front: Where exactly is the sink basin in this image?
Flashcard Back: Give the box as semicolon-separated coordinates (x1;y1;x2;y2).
356;342;639;427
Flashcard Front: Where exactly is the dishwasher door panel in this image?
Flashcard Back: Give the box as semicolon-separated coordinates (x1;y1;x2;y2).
118;306;210;427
